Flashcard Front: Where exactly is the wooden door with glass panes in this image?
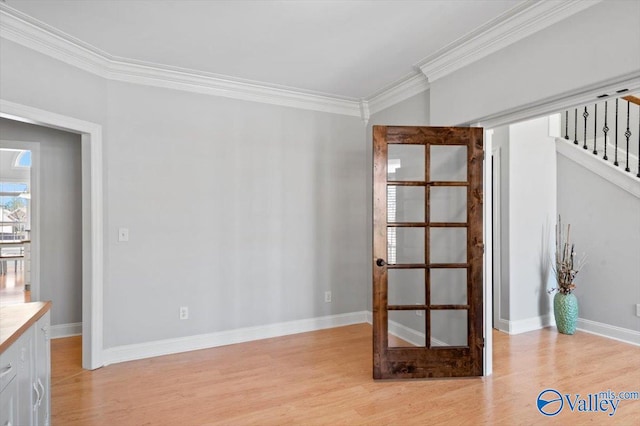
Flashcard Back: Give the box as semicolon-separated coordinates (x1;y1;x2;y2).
372;126;484;379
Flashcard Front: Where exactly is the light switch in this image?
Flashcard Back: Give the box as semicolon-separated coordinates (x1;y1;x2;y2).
118;227;129;242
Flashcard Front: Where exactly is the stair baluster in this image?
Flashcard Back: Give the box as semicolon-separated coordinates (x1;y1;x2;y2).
625;101;631;173
603;101;609;161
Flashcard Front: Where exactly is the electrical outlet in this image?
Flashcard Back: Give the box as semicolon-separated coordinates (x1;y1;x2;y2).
179;306;189;320
324;291;332;303
636;304;640;317
118;227;129;242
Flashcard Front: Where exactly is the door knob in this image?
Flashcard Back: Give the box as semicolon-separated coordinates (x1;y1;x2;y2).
376;258;386;267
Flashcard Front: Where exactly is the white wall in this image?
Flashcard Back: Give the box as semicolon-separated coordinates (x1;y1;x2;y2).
1;38;369;350
430;0;640;126
507;117;557;325
0;118;83;327
557;155;640;331
491;117;557;332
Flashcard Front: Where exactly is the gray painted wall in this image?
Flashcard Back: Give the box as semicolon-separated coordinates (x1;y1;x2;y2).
1;36;370;349
557;156;640;331
103;81;368;347
0;118;83;327
491;125;510;322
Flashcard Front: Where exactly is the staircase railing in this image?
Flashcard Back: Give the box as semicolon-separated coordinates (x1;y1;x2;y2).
562;95;640;179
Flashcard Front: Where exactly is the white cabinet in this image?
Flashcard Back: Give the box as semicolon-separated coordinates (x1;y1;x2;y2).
0;341;18;426
34;312;50;426
16;326;34;425
0;375;17;426
0;308;50;426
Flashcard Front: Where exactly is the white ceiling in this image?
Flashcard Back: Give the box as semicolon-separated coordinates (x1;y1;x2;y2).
4;0;527;99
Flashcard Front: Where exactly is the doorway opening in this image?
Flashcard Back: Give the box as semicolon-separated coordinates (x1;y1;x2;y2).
0;148;32;305
0;100;104;370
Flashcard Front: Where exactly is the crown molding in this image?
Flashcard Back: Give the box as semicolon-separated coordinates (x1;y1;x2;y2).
471;70;640;129
0;1;603;117
359;101;370;124
0;4;362;117
418;0;603;82
366;73;430;116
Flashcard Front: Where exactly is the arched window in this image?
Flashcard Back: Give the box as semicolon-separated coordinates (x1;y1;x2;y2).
15;150;32;168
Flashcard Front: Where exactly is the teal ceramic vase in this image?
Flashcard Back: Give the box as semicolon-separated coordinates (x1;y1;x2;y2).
554;292;578;335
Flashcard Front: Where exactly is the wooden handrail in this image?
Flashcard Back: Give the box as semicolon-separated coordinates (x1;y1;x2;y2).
622;95;640;106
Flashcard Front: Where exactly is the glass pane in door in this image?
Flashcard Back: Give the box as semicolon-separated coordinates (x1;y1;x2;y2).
430;145;467;182
388;145;425;181
388;310;426;347
430;269;467;305
429;228;467;264
389;227;424;264
430;186;466;223
387;186;424;223
430;310;468;347
388;269;425;305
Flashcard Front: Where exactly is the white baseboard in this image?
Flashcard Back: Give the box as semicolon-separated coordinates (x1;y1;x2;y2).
498;314;554;335
365;310;372;324
387;319;448;347
494;318;511;333
102;311;368;366
50;322;82;339
388;320;426;347
577;318;640;346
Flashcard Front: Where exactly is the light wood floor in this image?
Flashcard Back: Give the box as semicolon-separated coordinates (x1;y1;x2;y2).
0;262;28;306
52;325;640;425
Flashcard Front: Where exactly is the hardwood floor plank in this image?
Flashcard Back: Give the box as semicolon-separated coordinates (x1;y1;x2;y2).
51;324;640;425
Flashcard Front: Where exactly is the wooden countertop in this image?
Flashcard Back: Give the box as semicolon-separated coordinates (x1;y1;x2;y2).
0;301;51;354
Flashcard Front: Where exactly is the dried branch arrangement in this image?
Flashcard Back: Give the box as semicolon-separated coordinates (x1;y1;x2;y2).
549;216;586;295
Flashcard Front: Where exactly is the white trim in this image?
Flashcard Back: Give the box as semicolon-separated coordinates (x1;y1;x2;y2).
418;0;602;82
576;318;640;346
102;311;368;365
556;138;640;198
365;310;373;325
108;60;362;117
494;319;511;334
501;314;555;335
0;99;104;370
483;131;493;376
491;143;503;334
366;74;430;115
50;322;82;339
473;71;640;129
1;1;597;117
0;4;361;117
359;101;370;125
